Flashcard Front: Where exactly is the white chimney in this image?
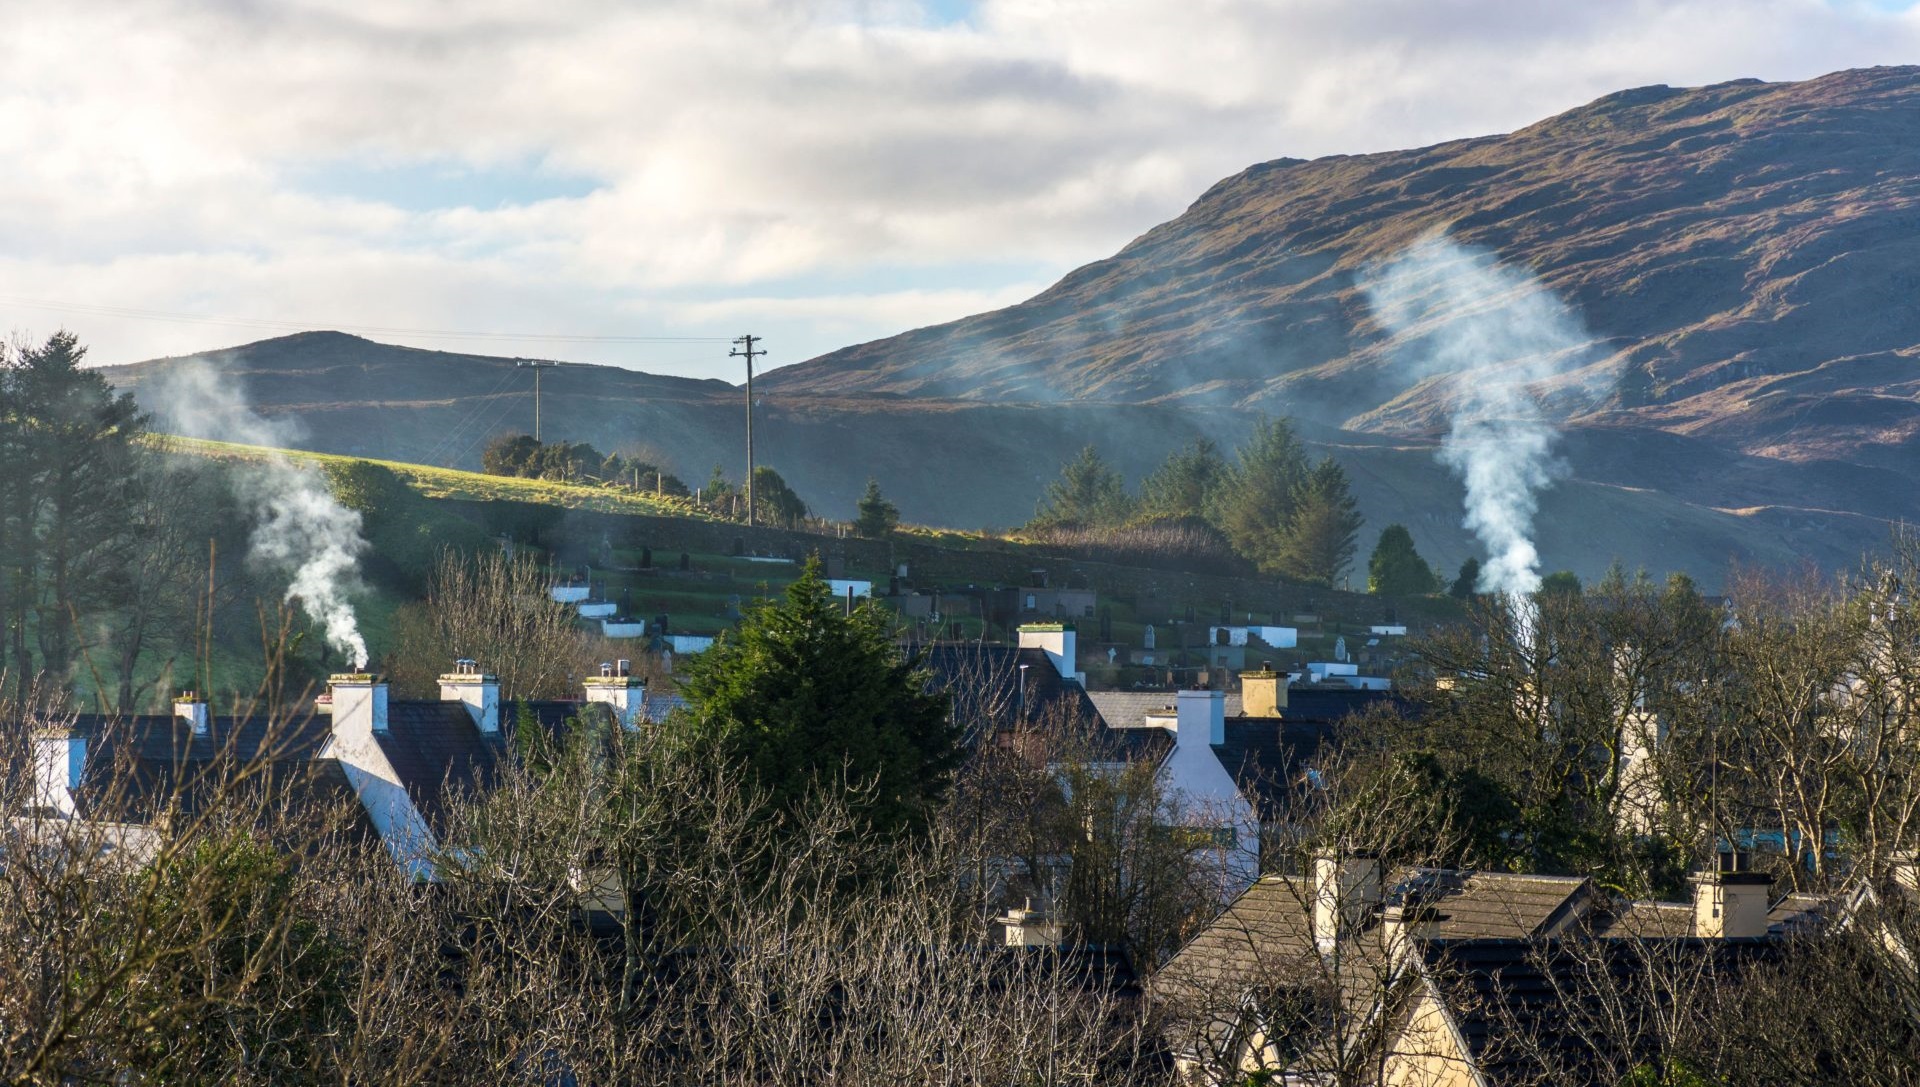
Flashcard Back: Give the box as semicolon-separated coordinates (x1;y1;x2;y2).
438;662;500;736
1692;870;1773;939
584;662;646;731
1018;623;1084;686
1381;901;1439;968
329;673;390;743
1312;848;1381;955
174;693;210;737
997;902;1062;948
32;724;85;816
1176;688;1226;747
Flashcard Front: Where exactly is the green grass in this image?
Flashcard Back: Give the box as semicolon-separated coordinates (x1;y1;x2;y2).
145;434;711;519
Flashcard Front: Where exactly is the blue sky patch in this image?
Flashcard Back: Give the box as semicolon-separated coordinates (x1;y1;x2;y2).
287;156;601;212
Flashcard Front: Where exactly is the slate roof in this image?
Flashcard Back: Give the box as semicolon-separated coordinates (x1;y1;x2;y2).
1420;937;1785;1087
66;711;333;823
373;702;506;826
1595;901;1696;939
921;644;1171;761
1209;719;1336;817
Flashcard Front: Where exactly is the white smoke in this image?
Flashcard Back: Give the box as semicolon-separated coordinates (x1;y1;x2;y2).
1359;234;1601;597
147;362;371;668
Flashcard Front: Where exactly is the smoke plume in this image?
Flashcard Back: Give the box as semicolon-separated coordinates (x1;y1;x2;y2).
147;362;371;668
1359;234;1600;597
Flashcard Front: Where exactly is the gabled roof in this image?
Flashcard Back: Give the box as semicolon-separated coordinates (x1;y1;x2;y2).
1420;937;1785;1087
374;701;505;826
1209;719;1334;817
67;712;332;823
921;644;1170;761
1385;869;1594;939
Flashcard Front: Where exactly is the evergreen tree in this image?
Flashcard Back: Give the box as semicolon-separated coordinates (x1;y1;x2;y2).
1274;456;1363;587
1028;445;1133;529
676;557;959;840
481;433;540;476
0;331;147;697
1138;438;1228;522
1367;524;1442;596
750;465;809;528
1211;416;1311;573
1450;557;1483;599
854;477;900;538
1538;570;1584;599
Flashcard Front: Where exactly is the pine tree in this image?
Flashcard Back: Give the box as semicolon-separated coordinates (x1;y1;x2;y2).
750;465;808;528
1367;524;1442;596
854;477;900;538
1274;456;1363;587
1450;557;1483;599
1028;445;1134;529
676;556;959;839
1212;416;1311;573
1138;438;1228;522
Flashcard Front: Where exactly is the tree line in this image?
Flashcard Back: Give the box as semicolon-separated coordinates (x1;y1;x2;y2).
1025;418;1363;587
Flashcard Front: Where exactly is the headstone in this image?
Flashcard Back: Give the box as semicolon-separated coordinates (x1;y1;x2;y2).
1143;624;1157;650
640;546;652;568
1107;646;1118;664
679;552;690;571
1335;636;1348;663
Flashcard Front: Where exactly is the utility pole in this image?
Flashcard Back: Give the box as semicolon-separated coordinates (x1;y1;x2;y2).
730;334;765;526
517;359;558;441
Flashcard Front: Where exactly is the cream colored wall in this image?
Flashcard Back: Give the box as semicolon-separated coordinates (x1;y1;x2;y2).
1382;986;1484;1087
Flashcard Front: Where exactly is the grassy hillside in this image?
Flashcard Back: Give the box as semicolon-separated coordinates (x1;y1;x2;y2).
147;434;709;519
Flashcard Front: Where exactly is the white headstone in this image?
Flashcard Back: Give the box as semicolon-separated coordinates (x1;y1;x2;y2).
1335;636;1348;663
1144;624;1157;650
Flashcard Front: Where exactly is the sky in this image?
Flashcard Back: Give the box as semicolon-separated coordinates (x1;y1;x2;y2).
4;0;1919;381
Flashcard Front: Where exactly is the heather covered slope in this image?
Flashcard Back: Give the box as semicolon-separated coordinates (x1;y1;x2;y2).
763;66;1920;473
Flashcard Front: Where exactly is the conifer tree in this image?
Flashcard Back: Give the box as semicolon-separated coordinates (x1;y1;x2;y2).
1274;456;1363;587
1367;524;1442;596
854;477;900;538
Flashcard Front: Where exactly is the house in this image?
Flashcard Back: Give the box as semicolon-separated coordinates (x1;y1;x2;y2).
1151;851;1837;1086
21;664;654;881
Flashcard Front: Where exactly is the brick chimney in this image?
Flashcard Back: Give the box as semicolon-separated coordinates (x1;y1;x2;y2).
1692;870;1774;938
1241;663;1287;717
438;661;500;735
584;660;645;731
1312;847;1381;955
173;692;210;737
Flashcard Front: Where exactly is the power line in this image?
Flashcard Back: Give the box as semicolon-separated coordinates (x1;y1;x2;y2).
730;334;765;528
0;292;730;345
517;359;560;442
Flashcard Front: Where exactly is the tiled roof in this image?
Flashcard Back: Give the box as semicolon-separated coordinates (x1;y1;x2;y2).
1085;691;1177;729
1384;868;1594;940
67;712;333;823
1596;901;1696;939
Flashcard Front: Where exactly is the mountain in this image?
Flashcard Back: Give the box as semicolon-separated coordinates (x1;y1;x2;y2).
766;67;1920;455
95;68;1920;589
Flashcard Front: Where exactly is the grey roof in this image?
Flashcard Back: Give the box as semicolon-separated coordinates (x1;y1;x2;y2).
1384;868;1594;940
922;644;1171;761
67;711;332;823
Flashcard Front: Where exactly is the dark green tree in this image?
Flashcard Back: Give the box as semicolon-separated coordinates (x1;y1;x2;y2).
676;557;959;840
1211;416;1311;573
1450;557;1482;599
0;331;147;698
1367;524;1441;596
1028;445;1133;529
1138;438;1228;522
854;477;900;538
1274;457;1363;587
1538;570;1584;600
750;465;809;529
481;433;540;476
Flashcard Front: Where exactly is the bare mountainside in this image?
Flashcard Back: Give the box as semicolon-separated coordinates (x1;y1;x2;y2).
765;67;1920;467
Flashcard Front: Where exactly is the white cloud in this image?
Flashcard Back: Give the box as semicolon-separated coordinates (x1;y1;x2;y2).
1;0;1915;376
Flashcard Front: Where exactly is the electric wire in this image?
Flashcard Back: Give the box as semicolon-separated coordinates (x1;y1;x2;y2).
418;364;529;466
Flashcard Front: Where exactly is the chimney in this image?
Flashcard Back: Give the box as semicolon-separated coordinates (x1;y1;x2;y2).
1692;870;1774;938
584;665;646;731
438;661;500;736
329;673;390;747
1240;664;1287;717
1018;623;1084;687
1312;847;1381;955
1176;688;1226;747
997;901;1062;948
1381;901;1441;967
32;724;85;816
174;691;210;737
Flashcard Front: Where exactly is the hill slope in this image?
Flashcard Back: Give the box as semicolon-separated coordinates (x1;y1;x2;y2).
764;67;1920;466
